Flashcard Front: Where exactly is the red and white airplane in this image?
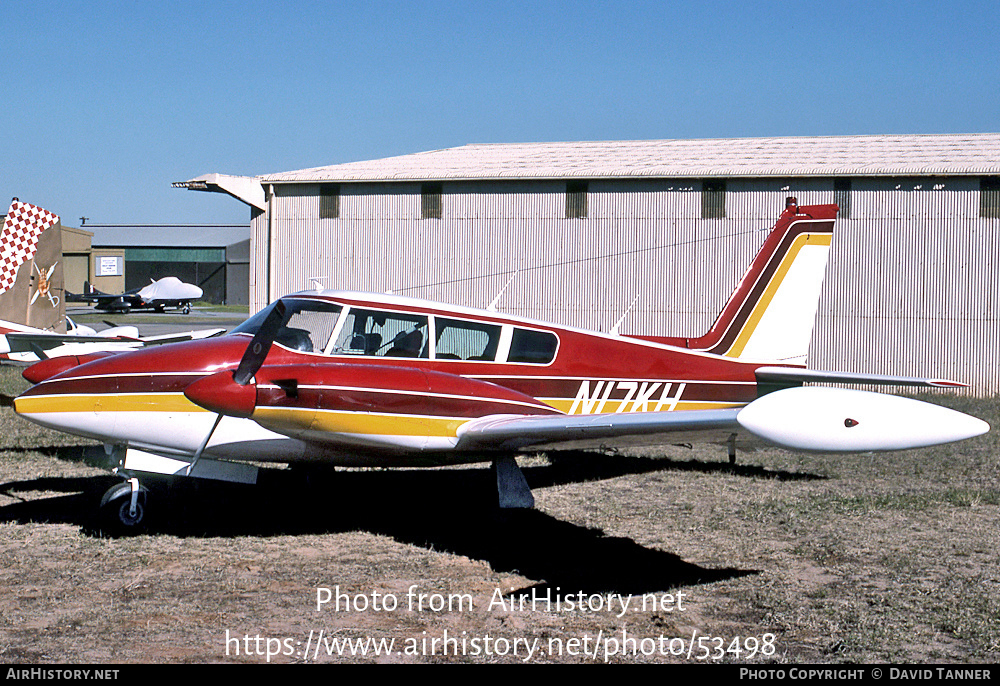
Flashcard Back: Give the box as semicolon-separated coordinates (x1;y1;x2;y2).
13;199;989;531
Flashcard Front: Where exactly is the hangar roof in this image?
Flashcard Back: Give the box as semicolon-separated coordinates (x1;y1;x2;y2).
258;133;1000;183
90;226;248;248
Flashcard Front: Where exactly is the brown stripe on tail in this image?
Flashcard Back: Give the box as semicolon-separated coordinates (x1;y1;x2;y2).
632;198;837;363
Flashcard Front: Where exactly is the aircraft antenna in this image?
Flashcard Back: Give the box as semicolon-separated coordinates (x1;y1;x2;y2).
487;269;519;312
610;294;641;336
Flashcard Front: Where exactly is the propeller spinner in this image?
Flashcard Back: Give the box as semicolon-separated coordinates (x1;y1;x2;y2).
184;300;288;418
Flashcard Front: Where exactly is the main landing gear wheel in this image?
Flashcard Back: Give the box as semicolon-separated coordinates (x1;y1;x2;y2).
99;480;149;535
182;303;191;314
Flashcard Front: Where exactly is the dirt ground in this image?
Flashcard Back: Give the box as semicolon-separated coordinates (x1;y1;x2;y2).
0;362;997;664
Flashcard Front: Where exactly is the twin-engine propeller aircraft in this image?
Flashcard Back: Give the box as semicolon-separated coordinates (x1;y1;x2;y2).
13;199;989;531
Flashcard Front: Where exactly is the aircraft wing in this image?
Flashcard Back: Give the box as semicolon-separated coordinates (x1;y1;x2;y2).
0;332;143;359
456;409;742;452
456;386;989;454
1;327;226;360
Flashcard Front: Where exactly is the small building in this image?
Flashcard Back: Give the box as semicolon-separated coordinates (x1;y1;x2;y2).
58;225;127;296
175;134;1000;394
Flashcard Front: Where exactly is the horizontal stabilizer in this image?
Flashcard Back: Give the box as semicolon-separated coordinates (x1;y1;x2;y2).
755;366;968;388
5;333;142;351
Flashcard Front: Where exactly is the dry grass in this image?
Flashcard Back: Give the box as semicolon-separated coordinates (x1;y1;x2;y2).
0;363;997;663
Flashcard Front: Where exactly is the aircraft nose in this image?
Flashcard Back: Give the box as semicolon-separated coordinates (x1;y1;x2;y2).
14;383;119;440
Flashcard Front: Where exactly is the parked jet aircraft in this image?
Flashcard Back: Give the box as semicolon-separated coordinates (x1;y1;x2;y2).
68;276;203;314
13;200;989;532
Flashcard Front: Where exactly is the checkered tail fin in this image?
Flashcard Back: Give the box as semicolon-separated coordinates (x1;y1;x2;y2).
0;199;60;297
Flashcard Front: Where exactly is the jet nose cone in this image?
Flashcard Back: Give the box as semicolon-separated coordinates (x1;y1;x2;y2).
184;371;257;418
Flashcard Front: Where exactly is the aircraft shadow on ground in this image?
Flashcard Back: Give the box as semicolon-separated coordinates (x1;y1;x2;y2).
0;451;827;594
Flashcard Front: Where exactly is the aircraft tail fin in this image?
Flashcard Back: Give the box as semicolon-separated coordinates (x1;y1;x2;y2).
0;199;63;332
637;198;837;365
0;199;60;297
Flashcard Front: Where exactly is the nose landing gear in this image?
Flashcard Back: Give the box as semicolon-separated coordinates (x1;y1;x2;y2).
99;478;149;535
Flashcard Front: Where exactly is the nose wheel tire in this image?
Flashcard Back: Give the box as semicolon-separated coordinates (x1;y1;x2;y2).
99;481;149;535
113;499;145;528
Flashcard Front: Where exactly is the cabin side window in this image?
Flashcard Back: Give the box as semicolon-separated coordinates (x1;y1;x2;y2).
507;327;558;364
330;308;430;358
434;318;502;361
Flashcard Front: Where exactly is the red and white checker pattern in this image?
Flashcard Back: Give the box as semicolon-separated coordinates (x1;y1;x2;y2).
0;200;59;294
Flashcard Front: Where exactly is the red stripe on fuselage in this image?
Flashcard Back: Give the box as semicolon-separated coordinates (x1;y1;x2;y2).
23;301;774;416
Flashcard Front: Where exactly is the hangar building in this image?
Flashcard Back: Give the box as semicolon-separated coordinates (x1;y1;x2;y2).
175;134;1000;394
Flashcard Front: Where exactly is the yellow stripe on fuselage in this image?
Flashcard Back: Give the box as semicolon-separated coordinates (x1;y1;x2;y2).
14;393;206;414
724;232;832;358
252;407;469;438
542;398;745;414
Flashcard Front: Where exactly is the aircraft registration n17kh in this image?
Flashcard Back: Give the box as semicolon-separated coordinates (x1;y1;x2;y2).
13;199;989;531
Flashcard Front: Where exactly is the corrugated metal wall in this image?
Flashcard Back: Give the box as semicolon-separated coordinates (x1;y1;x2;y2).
250;177;1000;395
812;177;1000;392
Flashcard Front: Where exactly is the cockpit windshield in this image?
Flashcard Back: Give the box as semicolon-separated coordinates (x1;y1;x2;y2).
231;298;343;354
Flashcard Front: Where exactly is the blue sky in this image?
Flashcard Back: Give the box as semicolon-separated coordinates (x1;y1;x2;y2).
1;0;997;225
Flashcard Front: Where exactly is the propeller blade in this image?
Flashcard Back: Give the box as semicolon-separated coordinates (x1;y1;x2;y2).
232;300;286;385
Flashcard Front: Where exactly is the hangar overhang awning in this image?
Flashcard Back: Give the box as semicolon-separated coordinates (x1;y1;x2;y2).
172;174;266;211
